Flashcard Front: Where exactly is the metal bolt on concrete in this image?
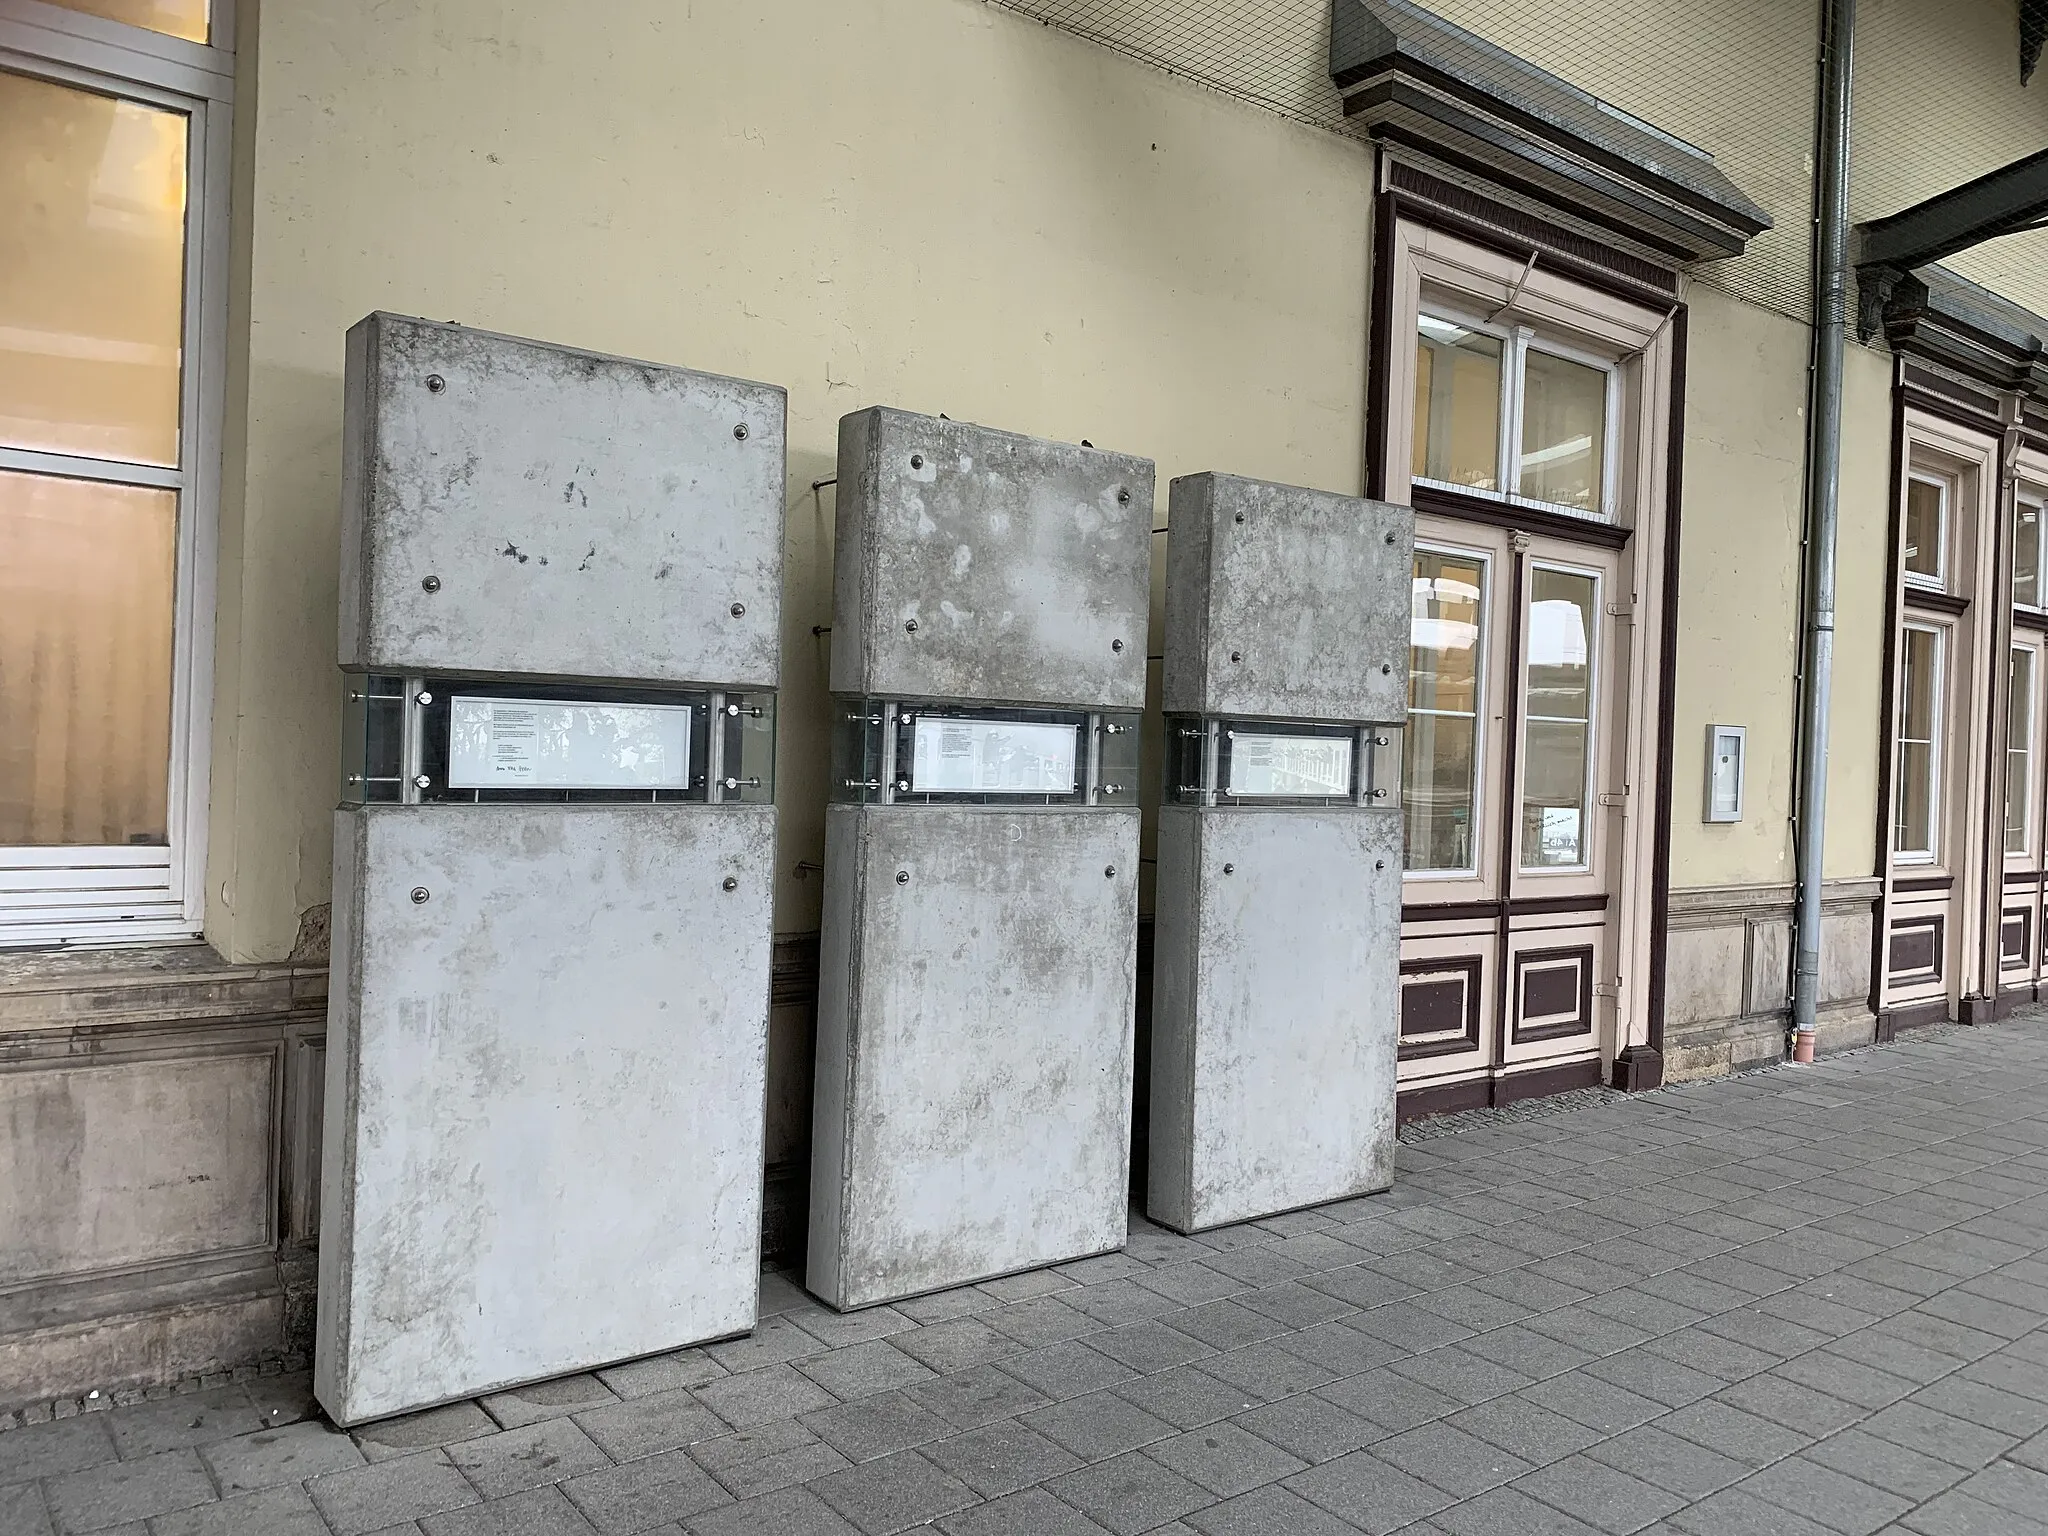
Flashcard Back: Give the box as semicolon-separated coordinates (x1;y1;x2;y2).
11;1015;2048;1533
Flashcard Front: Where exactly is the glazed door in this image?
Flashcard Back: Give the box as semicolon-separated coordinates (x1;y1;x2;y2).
1397;518;1623;1099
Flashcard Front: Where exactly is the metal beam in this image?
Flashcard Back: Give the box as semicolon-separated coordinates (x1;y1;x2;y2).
1859;146;2048;272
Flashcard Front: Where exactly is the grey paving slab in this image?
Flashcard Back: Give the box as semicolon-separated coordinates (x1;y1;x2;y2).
42;1447;215;1533
18;1017;2048;1536
307;1451;482;1536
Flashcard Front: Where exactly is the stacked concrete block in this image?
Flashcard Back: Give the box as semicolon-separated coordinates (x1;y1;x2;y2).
808;408;1153;1310
319;315;786;1424
1149;472;1410;1234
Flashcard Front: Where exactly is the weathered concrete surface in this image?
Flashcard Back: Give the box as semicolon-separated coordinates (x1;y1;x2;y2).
318;804;773;1425
809;805;1140;1309
339;314;786;687
830;409;1153;708
1162;473;1411;723
1150;805;1400;1233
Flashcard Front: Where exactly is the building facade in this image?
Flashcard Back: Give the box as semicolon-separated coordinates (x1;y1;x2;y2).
3;0;2046;1408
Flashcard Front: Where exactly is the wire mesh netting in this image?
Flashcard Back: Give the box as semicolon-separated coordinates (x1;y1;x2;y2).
980;0;2048;324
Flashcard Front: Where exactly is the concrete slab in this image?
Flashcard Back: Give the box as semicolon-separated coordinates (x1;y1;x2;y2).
1149;805;1401;1233
1162;473;1411;723
809;805;1141;1310
339;313;786;687
318;803;774;1425
830;408;1153;708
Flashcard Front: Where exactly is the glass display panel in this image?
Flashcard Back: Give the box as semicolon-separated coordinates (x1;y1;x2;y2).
1169;719;1373;807
1;471;175;845
343;678;775;806
911;716;1077;795
1224;732;1354;797
341;673;407;804
1;71;188;466
1406;548;1486;873
1412;314;1501;493
833;703;1135;806
38;0;209;42
447;696;692;790
1903;475;1946;585
1520;566;1597;870
1519;348;1608;515
2018;499;2044;609
2009;648;2033;855
1894;625;1942;859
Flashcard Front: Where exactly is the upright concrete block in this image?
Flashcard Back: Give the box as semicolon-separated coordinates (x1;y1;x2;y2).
809;806;1139;1309
1149;473;1409;1234
322;317;785;1423
810;409;1154;1308
339;313;786;685
831;408;1152;707
1163;473;1409;722
319;804;773;1424
1150;806;1400;1233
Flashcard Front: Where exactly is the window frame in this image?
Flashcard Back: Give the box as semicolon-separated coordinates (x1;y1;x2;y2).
0;2;232;946
1411;299;1623;524
1893;619;1947;866
1404;537;1494;883
2008;643;2037;859
1517;556;1603;877
1902;470;1952;592
2019;485;2047;613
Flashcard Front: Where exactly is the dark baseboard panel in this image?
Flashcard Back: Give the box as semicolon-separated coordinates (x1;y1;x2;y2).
1883;998;1952;1034
1610;1045;1664;1092
1397;1057;1603;1125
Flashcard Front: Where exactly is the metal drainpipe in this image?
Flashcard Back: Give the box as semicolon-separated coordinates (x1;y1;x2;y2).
1792;0;1858;1064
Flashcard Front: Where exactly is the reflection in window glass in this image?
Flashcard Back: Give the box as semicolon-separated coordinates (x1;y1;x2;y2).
0;471;176;845
1413;315;1501;493
2018;499;2044;609
38;0;208;44
1895;625;1942;860
1903;476;1947;585
2010;648;2034;855
1519;349;1607;514
1405;550;1486;874
0;70;188;466
1521;567;1596;870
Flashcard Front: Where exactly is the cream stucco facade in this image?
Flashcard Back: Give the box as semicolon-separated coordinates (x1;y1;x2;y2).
5;0;2048;1411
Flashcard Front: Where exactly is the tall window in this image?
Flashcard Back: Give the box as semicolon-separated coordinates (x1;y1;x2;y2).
1895;624;1944;862
1521;566;1598;870
1405;548;1486;874
0;6;229;943
2018;494;2044;610
2008;647;2034;856
1413;308;1616;520
1902;473;1949;589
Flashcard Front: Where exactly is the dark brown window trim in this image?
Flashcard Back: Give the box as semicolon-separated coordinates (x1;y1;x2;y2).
1400;893;1612;923
1382;161;1680;297
1643;306;1688;1077
1904;588;1971;617
1409;484;1634;550
1893;874;1956;894
1901;366;2007;435
2004;869;2043;886
2015;608;2048;633
1869;376;1909;1019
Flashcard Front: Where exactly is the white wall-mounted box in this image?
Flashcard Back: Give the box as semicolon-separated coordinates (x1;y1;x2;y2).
1705;724;1747;823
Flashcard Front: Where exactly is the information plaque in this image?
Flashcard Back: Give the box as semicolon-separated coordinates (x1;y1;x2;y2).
448;696;693;790
911;717;1079;795
1224;732;1354;798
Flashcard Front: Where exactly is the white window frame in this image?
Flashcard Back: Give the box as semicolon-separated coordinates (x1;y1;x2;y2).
1412;300;1622;524
1894;620;1946;866
1518;557;1603;877
0;0;233;947
2019;487;2047;612
2008;643;2036;859
1902;470;1951;592
1404;538;1493;883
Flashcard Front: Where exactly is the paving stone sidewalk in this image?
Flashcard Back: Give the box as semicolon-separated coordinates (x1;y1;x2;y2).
13;1016;2048;1536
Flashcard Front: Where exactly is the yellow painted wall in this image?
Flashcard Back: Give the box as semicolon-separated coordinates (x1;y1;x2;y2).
1664;285;1892;890
206;0;1376;961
